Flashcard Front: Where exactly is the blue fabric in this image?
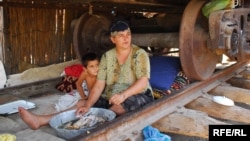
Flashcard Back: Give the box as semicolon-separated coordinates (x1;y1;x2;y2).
149;56;181;90
143;125;171;141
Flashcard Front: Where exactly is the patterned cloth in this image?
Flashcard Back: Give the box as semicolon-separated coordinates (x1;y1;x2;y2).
165;71;190;94
55;64;84;93
153;71;190;99
55;75;78;93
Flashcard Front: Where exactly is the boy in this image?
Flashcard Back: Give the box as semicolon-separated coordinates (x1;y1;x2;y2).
18;52;99;129
75;52;99;100
55;52;99;111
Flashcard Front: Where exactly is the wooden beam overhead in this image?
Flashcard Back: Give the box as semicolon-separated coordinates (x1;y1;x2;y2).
0;1;90;9
0;0;185;13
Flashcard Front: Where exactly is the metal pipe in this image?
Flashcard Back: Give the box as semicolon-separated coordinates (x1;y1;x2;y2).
101;32;179;49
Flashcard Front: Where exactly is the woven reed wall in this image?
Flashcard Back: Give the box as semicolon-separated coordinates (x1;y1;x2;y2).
1;6;82;75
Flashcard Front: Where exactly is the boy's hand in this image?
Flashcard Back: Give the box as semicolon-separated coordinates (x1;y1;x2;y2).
76;106;90;117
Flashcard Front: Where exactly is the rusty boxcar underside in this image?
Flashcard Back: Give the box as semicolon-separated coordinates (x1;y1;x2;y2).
0;0;249;82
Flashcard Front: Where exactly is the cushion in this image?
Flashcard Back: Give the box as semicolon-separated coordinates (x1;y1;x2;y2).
64;64;84;77
149;56;181;90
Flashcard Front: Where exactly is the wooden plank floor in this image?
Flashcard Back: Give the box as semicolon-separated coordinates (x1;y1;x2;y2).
186;97;250;124
153;80;250;139
152;108;227;138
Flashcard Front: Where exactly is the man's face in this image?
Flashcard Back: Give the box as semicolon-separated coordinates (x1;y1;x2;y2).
86;60;99;76
111;29;131;49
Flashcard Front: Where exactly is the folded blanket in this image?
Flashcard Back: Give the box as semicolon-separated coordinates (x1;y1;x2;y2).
55;80;89;112
55;91;81;112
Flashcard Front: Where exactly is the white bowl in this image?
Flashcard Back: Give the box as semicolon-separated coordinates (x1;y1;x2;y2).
212;96;234;106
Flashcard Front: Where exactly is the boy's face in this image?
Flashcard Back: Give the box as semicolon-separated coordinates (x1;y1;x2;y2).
86;60;99;76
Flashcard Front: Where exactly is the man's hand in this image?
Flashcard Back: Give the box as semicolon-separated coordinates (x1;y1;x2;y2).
109;93;126;105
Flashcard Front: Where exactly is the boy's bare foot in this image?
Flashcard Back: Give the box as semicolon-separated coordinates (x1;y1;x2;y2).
18;107;41;130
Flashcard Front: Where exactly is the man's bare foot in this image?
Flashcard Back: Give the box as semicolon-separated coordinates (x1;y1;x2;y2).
18;107;41;130
109;105;125;116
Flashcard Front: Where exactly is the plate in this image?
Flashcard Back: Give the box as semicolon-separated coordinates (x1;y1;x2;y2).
0;61;6;88
212;96;234;106
0;100;36;115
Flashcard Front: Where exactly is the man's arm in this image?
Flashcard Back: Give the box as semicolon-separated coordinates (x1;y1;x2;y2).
120;76;148;98
109;76;148;105
122;47;151;98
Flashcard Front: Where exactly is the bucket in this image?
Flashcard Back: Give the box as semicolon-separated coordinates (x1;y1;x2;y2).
49;108;116;139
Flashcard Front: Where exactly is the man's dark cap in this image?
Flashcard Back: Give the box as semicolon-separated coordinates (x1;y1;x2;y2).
110;19;130;33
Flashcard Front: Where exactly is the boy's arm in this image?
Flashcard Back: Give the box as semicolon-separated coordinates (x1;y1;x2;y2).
76;79;105;116
76;71;88;99
85;79;105;108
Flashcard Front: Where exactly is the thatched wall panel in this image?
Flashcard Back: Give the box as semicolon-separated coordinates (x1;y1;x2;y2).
3;7;80;75
0;7;4;62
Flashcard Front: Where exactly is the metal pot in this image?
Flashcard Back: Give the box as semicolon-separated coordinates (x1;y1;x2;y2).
49;108;116;139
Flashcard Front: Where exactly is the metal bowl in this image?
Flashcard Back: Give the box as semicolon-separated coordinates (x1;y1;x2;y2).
49;108;116;139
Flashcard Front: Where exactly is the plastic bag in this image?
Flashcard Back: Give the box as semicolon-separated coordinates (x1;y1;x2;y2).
143;125;171;141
